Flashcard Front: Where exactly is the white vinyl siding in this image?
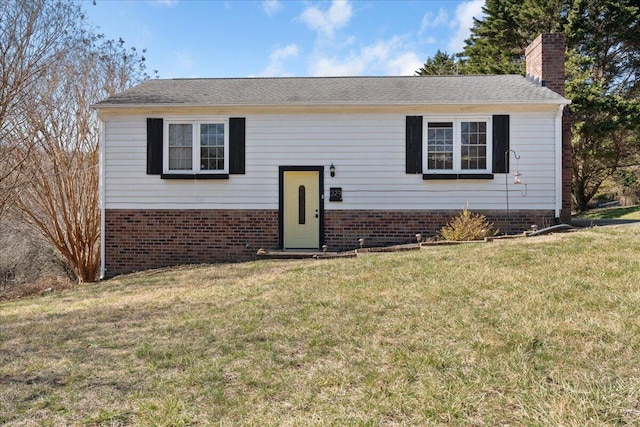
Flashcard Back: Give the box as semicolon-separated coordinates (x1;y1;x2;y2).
102;111;558;211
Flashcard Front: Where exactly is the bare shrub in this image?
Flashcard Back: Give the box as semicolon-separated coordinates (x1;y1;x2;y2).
440;209;499;241
0;220;72;300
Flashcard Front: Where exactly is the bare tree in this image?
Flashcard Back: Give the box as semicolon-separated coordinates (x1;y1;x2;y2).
14;37;149;282
4;0;149;282
0;0;85;217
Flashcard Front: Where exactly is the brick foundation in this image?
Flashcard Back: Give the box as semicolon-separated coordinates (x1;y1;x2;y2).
324;209;555;250
105;208;555;277
104;209;279;278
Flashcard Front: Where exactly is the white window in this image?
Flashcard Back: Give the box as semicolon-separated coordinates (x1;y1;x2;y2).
425;118;491;173
164;119;229;174
426;122;454;170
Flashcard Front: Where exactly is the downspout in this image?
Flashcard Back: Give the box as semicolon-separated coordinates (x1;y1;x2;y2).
99;117;106;280
554;105;564;220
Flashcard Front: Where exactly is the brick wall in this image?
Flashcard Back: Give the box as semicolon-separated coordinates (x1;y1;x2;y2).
105;208;556;277
525;33;565;96
324;209;556;250
104;209;279;278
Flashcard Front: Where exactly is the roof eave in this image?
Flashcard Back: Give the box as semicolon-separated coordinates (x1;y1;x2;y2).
92;98;570;110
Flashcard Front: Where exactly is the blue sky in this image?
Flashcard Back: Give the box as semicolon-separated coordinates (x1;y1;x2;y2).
85;0;485;78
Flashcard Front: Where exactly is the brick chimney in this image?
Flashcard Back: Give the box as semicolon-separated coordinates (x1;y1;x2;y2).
526;33;572;222
525;33;565;96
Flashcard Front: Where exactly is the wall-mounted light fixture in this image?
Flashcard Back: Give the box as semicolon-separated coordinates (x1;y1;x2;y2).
330;163;336;177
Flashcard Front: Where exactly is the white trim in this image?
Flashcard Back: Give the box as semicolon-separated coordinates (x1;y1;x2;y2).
99;120;106;280
92;99;572;111
163;118;229;174
423;116;492;174
93;103;569;118
554;105;564;218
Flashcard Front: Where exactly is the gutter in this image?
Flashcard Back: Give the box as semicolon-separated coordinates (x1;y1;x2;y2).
554;104;564;218
99;120;106;280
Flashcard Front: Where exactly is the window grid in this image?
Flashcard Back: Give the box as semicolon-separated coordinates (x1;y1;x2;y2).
427;123;453;170
461;121;487;170
165;120;227;174
200;123;225;171
425;119;489;173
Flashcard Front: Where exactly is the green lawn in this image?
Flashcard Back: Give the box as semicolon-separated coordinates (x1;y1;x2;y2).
2;226;640;426
576;204;640;220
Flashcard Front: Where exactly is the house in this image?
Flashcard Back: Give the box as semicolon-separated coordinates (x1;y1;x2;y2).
94;33;571;278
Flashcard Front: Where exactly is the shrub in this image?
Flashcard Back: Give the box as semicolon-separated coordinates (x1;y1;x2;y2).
440;209;499;241
0;220;71;300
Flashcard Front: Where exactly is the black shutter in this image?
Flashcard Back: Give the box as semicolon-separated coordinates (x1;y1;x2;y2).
406;116;423;174
147;118;163;175
492;115;510;173
229;117;246;175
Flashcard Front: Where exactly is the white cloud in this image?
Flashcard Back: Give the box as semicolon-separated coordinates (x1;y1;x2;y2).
387;52;423;76
311;36;421;76
258;44;300;76
262;0;282;16
299;0;353;37
153;0;177;6
315;56;362;76
273;44;299;61
424;36;437;45
420;8;449;33
314;39;390;76
448;0;485;52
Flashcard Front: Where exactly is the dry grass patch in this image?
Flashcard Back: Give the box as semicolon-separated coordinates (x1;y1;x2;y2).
2;226;640;425
576;204;640;220
0;276;74;302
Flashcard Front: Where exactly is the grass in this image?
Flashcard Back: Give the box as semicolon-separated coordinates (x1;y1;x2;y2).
576;204;640;220
2;226;640;426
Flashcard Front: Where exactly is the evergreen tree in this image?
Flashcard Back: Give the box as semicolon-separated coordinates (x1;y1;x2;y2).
458;0;530;74
415;50;460;75
459;0;640;211
565;0;640;210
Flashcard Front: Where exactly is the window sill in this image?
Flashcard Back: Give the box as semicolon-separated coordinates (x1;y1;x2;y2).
422;173;494;180
161;173;230;180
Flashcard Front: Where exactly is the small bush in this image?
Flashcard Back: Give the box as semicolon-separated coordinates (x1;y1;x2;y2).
440;209;499;241
0;219;71;300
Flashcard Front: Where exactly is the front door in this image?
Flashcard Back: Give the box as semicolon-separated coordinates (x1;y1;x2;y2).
282;169;321;249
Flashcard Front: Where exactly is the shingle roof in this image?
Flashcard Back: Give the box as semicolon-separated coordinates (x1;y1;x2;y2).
94;75;569;108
